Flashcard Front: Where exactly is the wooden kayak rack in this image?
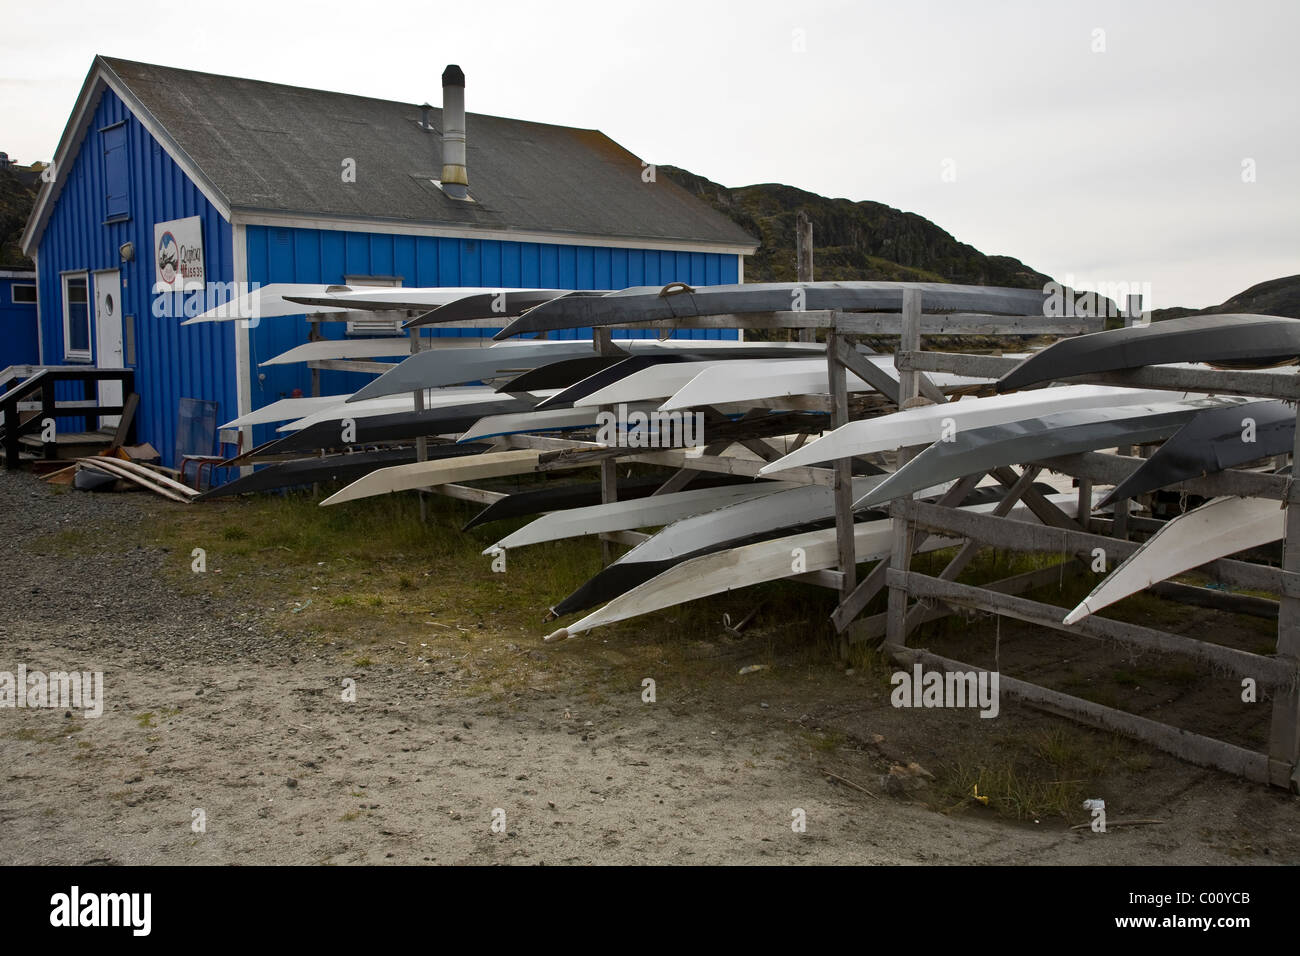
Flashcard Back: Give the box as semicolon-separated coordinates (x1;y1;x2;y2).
459;286;1299;790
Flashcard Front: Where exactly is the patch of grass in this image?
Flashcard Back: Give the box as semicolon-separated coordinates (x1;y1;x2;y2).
222;525;248;541
936;726;1136;822
135;712;156;729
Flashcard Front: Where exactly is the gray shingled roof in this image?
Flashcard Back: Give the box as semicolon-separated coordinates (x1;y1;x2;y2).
100;56;757;249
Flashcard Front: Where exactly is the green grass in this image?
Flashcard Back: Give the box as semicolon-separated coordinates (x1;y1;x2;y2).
936;726;1146;822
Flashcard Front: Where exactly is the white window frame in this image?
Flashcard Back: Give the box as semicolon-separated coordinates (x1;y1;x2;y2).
62;272;92;362
10;284;36;304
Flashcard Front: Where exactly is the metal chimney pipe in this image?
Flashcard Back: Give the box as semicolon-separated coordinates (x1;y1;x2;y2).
440;65;469;199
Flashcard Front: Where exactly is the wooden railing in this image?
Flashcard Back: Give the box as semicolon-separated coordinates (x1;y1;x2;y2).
0;366;136;467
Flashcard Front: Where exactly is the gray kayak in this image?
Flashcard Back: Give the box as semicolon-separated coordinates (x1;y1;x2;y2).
404;290;600;328
495;281;1052;338
997;313;1300;392
855;397;1248;510
349;341;620;402
350;340;824;403
1097;399;1295;507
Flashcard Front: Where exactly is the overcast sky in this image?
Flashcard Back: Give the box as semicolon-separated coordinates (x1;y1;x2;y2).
3;0;1295;308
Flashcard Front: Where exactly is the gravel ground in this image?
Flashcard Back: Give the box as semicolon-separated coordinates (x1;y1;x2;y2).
1;467;1297;865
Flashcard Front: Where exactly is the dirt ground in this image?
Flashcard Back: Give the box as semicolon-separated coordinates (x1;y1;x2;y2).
0;468;1296;865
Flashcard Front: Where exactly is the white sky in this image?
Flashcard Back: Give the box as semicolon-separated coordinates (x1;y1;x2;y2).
2;0;1295;308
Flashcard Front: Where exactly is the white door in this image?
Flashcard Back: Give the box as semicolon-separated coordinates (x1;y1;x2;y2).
93;269;124;430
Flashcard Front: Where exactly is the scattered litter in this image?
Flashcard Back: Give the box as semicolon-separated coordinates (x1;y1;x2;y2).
738;664;769;676
291;600;313;613
821;767;876;797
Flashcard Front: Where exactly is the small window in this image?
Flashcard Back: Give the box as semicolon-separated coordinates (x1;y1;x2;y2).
11;284;36;304
124;313;136;365
63;274;91;361
102;123;129;221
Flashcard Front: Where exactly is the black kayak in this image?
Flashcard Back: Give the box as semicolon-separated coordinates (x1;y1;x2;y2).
197;443;492;500
997;313;1300;392
404;290;603;328
254;399;537;457
1097;399;1295;507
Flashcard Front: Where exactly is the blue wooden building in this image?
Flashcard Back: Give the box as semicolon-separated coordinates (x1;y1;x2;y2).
0;270;39;369
21;57;756;465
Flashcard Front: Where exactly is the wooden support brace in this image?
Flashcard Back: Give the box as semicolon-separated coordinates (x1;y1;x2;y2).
829;471;985;632
884;644;1273;785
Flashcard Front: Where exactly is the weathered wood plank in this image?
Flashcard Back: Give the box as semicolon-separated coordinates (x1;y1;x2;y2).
899;498;1300;596
887;570;1295;685
884;644;1272;784
898;350;1300;399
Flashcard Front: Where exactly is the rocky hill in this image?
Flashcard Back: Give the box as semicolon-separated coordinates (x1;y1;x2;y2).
1153;275;1300;321
661;165;1052;288
0;165;40;267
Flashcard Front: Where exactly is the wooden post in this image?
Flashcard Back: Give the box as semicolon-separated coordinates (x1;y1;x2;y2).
796;210;814;344
1270;409;1300;789
1113;294;1142;539
410;326;428;523
827;324;855;657
885;288;923;648
595;327;620;565
309;321;322;399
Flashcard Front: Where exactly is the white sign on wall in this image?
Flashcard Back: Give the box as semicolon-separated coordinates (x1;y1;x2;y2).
153;216;205;292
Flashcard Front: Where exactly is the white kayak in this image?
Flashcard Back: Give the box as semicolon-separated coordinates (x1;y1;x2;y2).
485;481;800;553
277;388;542;433
183;283;367;325
222;395;354;429
759;385;1177;474
1062;496;1285;625
547;492;1087;640
320;450;545;507
260;339;414;366
578;357;981;409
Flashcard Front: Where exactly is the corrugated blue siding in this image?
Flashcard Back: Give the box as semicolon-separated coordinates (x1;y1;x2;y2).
243;225;740;447
0;277;40;368
35;86;235;465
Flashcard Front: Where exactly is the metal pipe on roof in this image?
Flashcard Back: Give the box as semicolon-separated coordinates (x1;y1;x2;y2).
440;65;469;199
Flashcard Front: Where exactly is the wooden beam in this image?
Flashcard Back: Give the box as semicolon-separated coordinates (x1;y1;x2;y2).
611;312;1100;336
1033;451;1291;502
898;350;1300;400
884;644;1273;784
1270;409;1300;789
829;472;985;632
849;561;1085;644
903;466;1042;631
887;570;1296;686
828;331;856;602
796;211;815;344
899;497;1300;597
990;465;1083;532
